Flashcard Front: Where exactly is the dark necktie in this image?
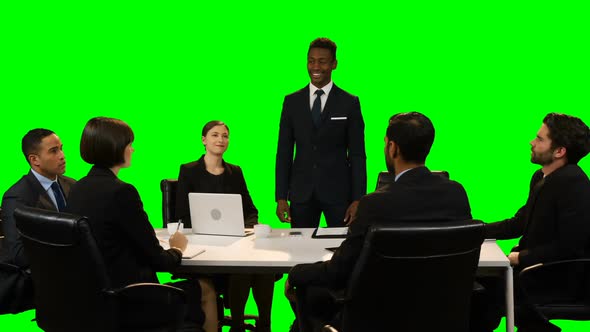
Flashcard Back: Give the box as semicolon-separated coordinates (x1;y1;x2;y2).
311;89;324;128
51;181;66;211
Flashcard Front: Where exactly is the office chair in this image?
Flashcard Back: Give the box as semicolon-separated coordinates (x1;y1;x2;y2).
325;220;484;332
375;170;450;190
160;179;258;331
517;258;590;324
14;206;187;332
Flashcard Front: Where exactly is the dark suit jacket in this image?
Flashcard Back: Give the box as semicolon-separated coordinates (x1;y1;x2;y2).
66;166;181;288
1;171;75;267
175;156;258;228
275;84;366;204
289;167;472;289
485;164;590;269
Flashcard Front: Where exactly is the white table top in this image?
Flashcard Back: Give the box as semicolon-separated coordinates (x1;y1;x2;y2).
156;228;510;273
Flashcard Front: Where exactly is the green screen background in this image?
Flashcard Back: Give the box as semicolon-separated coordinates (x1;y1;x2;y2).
1;2;589;331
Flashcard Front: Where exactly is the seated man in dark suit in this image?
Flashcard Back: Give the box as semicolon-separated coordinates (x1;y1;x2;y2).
0;128;76;312
285;112;472;332
473;113;590;332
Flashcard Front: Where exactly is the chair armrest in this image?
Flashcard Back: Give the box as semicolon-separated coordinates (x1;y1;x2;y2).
108;283;186;329
323;325;339;332
0;262;21;272
518;259;590;303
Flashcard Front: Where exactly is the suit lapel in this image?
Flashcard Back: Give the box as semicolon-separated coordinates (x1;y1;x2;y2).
58;175;73;198
297;85;317;131
25;171;58;211
522;173;546;235
321;84;340;125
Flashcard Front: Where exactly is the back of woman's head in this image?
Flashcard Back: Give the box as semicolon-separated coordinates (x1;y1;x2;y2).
80;117;134;168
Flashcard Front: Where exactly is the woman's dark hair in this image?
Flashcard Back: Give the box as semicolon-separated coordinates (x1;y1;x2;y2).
80;117;134;168
202;120;229;137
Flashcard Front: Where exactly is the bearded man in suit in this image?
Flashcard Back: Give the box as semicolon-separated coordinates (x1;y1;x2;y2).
285;112;472;332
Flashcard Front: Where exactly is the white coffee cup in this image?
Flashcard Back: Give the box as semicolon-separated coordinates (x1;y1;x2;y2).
254;224;271;238
167;222;184;235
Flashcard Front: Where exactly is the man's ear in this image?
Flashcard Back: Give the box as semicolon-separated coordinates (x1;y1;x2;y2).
332;59;338;70
392;144;400;159
28;154;39;167
388;140;398;158
554;146;567;159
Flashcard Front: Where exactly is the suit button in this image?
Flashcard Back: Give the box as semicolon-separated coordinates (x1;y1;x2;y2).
313;145;317;151
313;164;317;169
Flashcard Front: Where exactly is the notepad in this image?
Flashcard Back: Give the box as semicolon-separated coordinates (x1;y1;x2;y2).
312;227;348;238
182;245;206;259
160;240;206;259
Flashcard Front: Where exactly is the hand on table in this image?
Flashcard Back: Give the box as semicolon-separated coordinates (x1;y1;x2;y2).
169;232;188;252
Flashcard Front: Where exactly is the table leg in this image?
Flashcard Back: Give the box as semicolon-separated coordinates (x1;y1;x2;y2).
505;265;515;332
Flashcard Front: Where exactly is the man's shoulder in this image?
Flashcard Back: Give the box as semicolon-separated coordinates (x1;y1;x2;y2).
3;173;37;199
547;164;590;186
285;86;308;99
542;165;590;201
330;84;358;100
362;174;467;203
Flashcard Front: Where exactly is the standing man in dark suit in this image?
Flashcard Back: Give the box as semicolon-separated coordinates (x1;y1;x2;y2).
0;128;76;311
285;112;472;332
275;37;367;227
473;113;590;332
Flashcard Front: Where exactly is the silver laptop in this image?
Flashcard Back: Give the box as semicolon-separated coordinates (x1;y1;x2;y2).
188;193;251;237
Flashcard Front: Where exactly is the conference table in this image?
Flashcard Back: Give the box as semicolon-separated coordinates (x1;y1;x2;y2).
156;228;515;332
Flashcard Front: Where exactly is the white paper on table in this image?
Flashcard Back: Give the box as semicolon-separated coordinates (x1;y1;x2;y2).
160;240;206;259
315;227;348;237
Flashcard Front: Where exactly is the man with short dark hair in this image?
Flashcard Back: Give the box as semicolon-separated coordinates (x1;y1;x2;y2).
285;112;472;332
0;129;76;312
473;113;590;332
275;37;367;228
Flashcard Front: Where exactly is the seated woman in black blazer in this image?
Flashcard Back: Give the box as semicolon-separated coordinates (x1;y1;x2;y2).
175;120;275;332
66;117;217;332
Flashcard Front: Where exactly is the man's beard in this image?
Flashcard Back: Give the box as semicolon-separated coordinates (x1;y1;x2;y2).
531;150;554;166
385;155;396;174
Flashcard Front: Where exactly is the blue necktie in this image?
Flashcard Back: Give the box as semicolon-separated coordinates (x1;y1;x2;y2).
51;181;66;211
311;89;324;128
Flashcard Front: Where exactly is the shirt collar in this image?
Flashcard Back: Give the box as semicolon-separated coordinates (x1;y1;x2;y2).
309;80;334;98
394;168;415;182
31;168;58;192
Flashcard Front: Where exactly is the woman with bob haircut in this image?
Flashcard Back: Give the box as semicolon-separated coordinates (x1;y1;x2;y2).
66;117;217;332
175;120;275;332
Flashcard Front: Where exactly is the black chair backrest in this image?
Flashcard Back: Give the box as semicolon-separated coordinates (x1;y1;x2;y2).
161;179;178;227
14;206;114;332
342;220;484;332
375;170;450;190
